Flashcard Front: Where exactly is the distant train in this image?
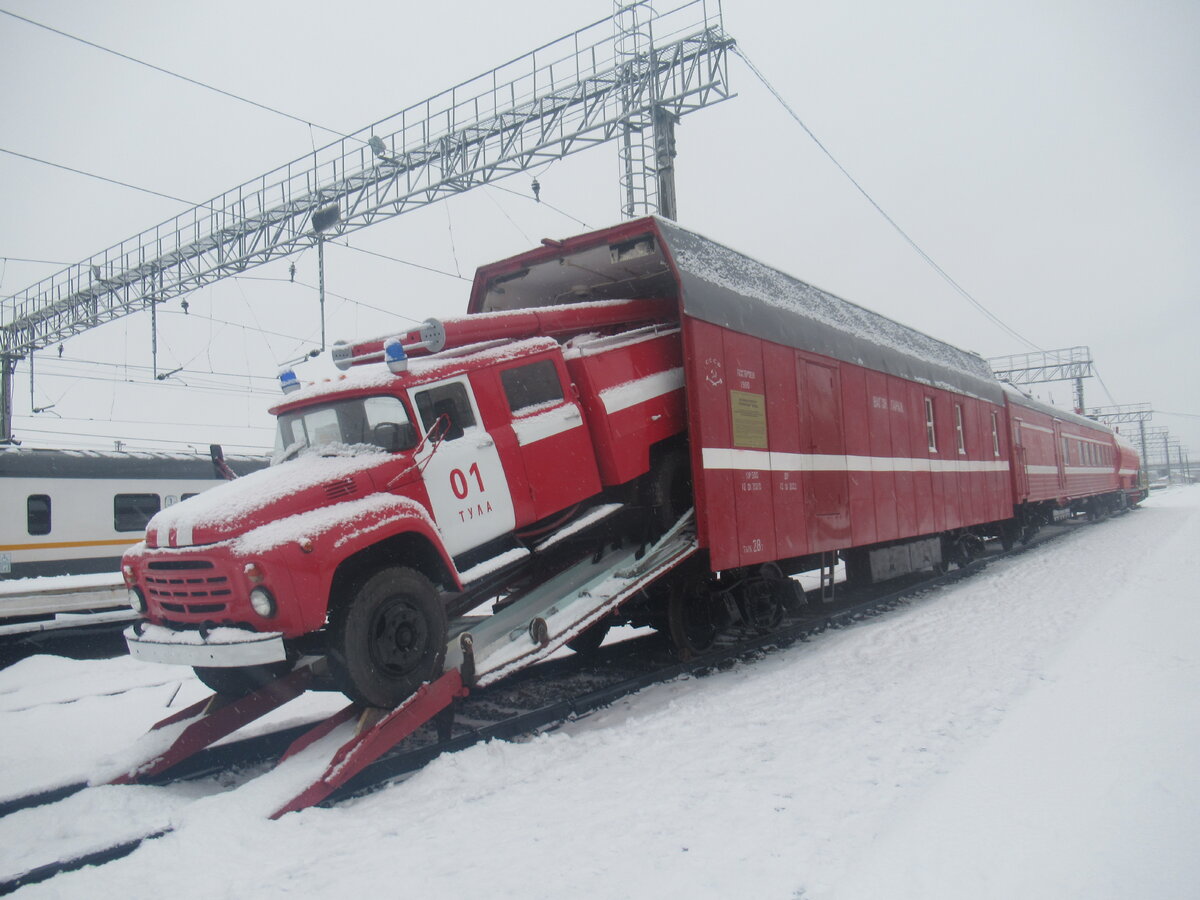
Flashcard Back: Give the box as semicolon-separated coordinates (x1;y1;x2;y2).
1;448;268;580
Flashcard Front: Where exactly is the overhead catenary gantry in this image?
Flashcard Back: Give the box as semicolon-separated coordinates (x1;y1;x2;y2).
1086;402;1154;485
0;0;733;443
988;346;1094;414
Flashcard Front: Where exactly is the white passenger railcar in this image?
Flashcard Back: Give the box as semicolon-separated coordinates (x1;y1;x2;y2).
1;448;267;580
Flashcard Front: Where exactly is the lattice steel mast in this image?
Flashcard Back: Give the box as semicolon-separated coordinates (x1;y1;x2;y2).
0;0;733;443
989;346;1094;413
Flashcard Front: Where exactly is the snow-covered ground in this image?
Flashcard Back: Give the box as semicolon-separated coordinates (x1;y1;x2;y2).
1;487;1197;898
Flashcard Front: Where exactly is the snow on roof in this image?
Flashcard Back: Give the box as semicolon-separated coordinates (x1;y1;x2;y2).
654;218;1004;402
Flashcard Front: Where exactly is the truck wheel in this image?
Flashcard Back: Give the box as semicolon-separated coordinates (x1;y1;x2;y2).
645;447;692;533
193;661;293;697
328;566;447;709
566;620;611;654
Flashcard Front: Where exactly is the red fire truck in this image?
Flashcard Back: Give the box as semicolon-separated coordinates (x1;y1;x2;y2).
122;216;1139;710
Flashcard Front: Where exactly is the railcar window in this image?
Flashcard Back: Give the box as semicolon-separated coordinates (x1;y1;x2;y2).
501;359;564;414
182;493;199;501
924;398;937;452
991;412;1000;456
414;381;476;442
954;404;966;454
1062;437;1070;465
27;495;51;535
115;494;161;532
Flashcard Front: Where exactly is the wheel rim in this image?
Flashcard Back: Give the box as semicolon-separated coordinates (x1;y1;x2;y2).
368;595;430;676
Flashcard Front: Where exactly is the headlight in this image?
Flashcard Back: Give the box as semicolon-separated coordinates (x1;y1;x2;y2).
129;587;146;614
250;587;276;618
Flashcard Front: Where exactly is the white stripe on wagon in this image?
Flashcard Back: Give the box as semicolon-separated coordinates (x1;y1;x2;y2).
1024;465;1059;475
701;447;1010;474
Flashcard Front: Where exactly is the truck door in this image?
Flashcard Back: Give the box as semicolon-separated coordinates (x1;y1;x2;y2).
411;376;516;557
497;357;601;521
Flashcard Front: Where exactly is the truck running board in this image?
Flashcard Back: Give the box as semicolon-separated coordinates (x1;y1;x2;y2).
448;510;697;686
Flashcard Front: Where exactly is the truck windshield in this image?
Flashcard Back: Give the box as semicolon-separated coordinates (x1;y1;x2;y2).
273;395;416;464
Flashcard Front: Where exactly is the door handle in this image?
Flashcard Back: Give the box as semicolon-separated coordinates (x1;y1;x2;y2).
564;409;582;421
477;437;495;448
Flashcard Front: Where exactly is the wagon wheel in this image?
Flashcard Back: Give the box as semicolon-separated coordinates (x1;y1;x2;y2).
667;572;723;660
193;660;294;697
738;577;787;633
327;566;447;708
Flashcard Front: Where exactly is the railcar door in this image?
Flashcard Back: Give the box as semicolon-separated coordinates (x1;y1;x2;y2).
800;359;849;544
1052;421;1068;492
410;376;516;557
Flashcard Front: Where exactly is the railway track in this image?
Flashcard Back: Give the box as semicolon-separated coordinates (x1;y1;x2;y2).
0;516;1104;895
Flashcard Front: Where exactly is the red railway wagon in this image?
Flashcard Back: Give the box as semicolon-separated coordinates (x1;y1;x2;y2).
470;217;1019;579
1005;388;1142;524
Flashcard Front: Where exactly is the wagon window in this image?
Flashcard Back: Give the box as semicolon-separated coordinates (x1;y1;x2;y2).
27;495;51;536
954;404;966;454
501;359;564;414
924;398;937;452
114;494;161;533
991;412;1000;456
1062;437;1070;465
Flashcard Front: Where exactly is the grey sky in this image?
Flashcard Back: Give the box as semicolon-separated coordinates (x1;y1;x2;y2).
1;0;1196;459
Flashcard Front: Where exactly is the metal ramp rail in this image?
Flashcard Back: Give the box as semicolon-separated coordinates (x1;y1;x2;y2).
104;512;698;817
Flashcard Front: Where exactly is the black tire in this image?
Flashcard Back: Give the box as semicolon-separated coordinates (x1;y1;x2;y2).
327;566;447;708
644;446;692;533
193;660;294;697
667;573;722;660
566;620;611;655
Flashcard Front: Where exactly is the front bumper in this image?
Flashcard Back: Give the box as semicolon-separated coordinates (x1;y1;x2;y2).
125;622;287;667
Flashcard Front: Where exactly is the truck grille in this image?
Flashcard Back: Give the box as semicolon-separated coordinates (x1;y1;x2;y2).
145;559;232;614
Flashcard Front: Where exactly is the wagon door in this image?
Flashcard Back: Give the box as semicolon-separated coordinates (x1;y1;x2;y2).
801;359;850;545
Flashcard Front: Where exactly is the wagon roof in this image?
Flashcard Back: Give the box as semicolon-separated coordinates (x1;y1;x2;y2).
1001;384;1117;436
0;447;268;480
470;217;1004;402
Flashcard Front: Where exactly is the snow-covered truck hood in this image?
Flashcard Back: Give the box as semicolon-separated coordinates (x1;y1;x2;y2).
144;450;400;549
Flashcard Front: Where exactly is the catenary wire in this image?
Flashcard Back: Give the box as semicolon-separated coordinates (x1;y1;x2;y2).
733;45;1041;353
0;7;351;140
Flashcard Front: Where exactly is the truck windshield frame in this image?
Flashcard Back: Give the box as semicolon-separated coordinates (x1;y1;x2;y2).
273;395;416;463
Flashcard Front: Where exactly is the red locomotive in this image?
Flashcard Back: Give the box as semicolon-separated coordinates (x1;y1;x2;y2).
121;217;1143;708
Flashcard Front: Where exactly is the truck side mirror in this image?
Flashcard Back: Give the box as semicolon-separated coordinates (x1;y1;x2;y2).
373;422;417;452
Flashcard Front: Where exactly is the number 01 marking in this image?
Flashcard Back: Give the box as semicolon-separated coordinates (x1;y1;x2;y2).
450;462;485;499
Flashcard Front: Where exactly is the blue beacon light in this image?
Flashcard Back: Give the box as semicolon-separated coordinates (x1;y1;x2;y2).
279;369;301;394
384;339;409;374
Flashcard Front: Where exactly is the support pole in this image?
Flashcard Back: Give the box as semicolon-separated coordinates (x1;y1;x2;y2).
317;236;327;352
1138;419;1148;489
654;107;678;220
0;354;15;445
